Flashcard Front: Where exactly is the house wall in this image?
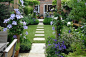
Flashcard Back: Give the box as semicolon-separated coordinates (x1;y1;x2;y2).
38;0;53;16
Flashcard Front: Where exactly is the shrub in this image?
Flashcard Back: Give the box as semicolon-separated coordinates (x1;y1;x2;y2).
20;39;31;53
0;4;13;27
43;17;52;25
24;6;33;15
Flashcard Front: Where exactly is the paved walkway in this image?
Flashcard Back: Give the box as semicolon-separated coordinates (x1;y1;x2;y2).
18;19;45;57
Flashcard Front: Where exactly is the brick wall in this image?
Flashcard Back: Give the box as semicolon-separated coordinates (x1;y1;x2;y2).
38;0;53;16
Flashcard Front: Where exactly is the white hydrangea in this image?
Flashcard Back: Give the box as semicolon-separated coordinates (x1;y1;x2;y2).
67;22;71;26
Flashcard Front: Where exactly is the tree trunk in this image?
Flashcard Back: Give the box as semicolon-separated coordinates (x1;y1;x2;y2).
16;34;20;43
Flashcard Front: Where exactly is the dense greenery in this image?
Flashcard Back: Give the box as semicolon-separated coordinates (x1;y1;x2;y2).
0;4;13;27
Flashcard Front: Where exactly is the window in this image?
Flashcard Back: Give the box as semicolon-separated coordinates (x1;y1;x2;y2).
34;5;40;13
45;5;56;12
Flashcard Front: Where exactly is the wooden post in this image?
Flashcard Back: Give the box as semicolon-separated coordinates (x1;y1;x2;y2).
56;0;61;38
14;0;18;9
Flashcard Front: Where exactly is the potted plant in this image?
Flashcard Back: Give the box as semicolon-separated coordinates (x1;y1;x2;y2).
40;14;44;19
37;14;40;19
14;43;20;57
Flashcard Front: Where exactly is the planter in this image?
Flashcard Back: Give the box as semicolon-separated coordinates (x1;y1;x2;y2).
14;49;20;57
40;17;44;19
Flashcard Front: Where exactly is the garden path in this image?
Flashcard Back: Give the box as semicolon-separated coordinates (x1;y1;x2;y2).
18;19;45;57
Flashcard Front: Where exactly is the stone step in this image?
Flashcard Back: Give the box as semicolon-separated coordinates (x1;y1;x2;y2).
38;23;44;25
37;27;44;29
33;38;45;41
36;31;44;33
30;43;45;53
38;19;44;22
28;53;45;57
35;34;45;36
36;29;44;31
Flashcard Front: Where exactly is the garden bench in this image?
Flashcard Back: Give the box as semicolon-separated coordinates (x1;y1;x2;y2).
3;39;17;57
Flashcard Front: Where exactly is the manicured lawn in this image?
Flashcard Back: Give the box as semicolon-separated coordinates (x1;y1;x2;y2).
24;25;37;43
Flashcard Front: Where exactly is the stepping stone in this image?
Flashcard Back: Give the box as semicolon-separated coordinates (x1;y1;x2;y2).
38;23;44;25
37;27;44;29
30;43;45;53
36;29;44;30
33;38;45;41
18;53;29;57
35;34;44;36
36;31;44;33
38;19;44;22
28;53;45;57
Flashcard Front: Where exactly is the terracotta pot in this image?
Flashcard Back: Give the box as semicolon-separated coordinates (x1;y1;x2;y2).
40;17;43;19
14;49;20;57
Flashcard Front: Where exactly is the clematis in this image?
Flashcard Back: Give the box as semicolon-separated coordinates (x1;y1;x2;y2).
26;31;28;35
7;24;12;29
85;3;86;5
52;27;55;30
50;21;53;25
3;19;10;23
12;21;17;25
13;35;17;38
3;28;7;32
9;17;14;20
24;36;26;39
23;26;28;29
16;15;21;19
23;21;26;25
16;11;21;15
14;9;19;11
20;0;24;6
11;14;15;18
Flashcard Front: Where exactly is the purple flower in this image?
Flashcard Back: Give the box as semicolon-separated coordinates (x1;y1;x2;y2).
85;3;86;5
26;31;28;35
3;19;10;23
16;15;21;19
14;9;19;11
23;26;28;29
23;21;26;25
48;44;51;46
20;0;24;6
13;35;17;38
12;21;17;25
24;36;26;39
69;30;71;33
11;14;15;18
52;27;55;30
50;21;53;25
9;17;14;20
7;24;12;29
59;34;60;36
16;11;21;15
3;28;7;32
53;39;57;41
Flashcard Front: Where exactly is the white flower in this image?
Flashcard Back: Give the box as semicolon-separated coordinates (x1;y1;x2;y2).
61;17;62;20
51;16;54;18
11;14;15;18
7;24;12;29
12;21;17;25
20;15;23;18
67;22;71;26
54;17;58;20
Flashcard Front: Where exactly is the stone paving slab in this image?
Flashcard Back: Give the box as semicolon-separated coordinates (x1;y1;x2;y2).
38;19;44;22
36;31;44;33
37;27;44;28
35;34;45;36
36;29;44;30
38;23;44;25
18;53;29;57
33;38;45;40
30;43;45;53
28;53;45;57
